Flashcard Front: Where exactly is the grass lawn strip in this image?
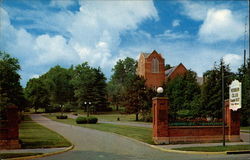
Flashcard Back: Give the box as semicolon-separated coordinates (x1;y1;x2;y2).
241;126;250;130
174;145;250;152
20;115;71;149
70;111;151;124
45;115;153;144
0;153;42;159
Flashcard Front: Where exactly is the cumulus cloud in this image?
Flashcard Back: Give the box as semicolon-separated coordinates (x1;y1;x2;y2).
0;1;158;85
179;1;209;21
223;54;243;69
156;30;190;40
172;19;180;27
199;9;244;43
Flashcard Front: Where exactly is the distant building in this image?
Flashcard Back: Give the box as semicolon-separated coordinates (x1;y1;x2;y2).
137;50;188;88
165;63;187;81
137;50;165;89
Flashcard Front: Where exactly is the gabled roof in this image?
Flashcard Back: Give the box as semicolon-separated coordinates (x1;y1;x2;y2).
140;50;162;59
141;53;150;58
165;65;178;77
165;63;186;77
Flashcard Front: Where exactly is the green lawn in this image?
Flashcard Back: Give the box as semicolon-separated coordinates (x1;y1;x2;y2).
71;112;147;123
0;153;42;159
241;126;250;130
45;115;153;144
19;115;71;148
174;145;250;152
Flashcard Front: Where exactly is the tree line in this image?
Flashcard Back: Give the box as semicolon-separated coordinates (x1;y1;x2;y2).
0;50;249;126
25;63;108;113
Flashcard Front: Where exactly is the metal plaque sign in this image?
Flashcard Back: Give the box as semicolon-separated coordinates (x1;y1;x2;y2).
229;80;242;111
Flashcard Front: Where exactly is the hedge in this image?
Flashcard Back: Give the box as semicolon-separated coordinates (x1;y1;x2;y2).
56;115;68;119
170;122;223;126
76;116;98;124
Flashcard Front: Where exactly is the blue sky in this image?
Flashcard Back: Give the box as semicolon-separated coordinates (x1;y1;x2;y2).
0;0;249;86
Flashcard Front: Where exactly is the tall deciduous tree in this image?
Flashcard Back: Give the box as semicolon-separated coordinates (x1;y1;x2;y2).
41;65;74;109
108;57;137;110
123;75;148;121
0;51;25;111
25;78;49;112
165;70;201;118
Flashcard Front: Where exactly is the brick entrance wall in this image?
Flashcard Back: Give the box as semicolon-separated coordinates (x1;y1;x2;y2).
152;98;241;144
0;106;21;149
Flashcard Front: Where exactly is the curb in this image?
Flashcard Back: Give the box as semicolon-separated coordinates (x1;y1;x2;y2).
7;145;74;160
148;145;226;155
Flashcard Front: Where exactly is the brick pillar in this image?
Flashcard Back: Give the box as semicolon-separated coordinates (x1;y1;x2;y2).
152;97;169;144
0;106;21;149
225;100;241;142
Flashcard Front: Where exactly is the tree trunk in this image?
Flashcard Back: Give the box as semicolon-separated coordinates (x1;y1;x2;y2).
60;105;63;116
136;113;139;121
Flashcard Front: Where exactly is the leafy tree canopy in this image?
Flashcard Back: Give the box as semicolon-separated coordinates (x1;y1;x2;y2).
0;51;25;110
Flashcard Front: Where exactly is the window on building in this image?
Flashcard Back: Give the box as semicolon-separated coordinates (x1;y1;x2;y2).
152;58;159;73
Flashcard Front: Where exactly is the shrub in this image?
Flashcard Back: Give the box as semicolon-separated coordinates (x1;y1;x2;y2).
141;111;152;122
56;115;68;119
75;116;98;124
76;117;87;124
87;117;98;124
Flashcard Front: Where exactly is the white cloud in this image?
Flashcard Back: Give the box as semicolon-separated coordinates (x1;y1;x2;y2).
223;54;243;68
179;1;209;21
0;1;158;85
156;30;190;40
172;19;180;27
30;74;40;79
199;9;244;43
50;0;76;8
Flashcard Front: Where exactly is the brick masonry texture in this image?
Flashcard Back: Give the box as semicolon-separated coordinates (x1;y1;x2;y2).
137;50;187;88
152;98;240;144
0;106;21;149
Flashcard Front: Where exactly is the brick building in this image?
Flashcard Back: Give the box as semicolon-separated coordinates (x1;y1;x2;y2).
137;50;188;88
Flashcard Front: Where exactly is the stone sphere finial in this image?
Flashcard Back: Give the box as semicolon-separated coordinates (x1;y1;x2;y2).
157;87;163;94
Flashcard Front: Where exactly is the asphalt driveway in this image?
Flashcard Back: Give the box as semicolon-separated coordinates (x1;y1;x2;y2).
31;114;250;160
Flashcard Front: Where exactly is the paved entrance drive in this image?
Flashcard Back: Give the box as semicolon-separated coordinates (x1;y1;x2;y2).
31;114;249;160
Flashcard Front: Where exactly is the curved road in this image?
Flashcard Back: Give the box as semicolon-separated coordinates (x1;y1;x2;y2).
31;114;249;160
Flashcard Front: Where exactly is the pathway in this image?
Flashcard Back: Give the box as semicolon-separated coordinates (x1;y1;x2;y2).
31;114;249;160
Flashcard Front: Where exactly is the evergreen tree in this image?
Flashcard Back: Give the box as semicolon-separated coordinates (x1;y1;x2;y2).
72;63;108;112
92;67;108;112
201;59;235;118
240;59;250;126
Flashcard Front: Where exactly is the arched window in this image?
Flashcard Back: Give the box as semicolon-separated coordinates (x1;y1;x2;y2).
152;58;159;73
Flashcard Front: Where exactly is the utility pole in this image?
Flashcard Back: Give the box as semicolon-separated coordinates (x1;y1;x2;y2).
243;15;248;68
221;59;225;147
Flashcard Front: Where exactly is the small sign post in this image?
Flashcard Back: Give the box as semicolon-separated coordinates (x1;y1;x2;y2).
229;80;242;111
